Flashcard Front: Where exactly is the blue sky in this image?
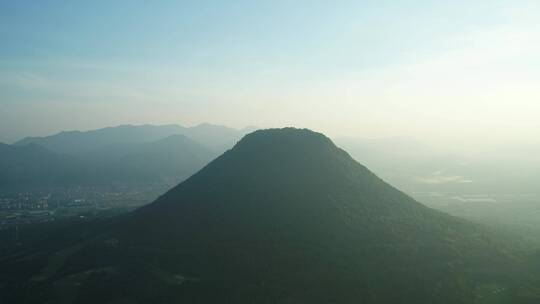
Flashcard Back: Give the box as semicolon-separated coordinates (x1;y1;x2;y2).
1;1;539;147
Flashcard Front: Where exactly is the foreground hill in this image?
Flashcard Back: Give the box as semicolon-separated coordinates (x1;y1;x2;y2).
1;128;538;303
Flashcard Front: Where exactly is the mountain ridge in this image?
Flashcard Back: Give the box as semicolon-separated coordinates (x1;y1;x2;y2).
14;123;252;154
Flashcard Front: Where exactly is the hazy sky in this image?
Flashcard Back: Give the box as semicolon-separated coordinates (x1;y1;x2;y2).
1;1;539;147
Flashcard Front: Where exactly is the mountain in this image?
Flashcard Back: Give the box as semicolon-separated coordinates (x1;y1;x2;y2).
97;134;216;183
5;123;255;188
1;128;537;303
0;134;216;189
14;124;187;155
0;143;94;188
15;123;253;155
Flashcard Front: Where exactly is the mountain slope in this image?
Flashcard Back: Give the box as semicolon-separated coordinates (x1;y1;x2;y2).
1;128;535;303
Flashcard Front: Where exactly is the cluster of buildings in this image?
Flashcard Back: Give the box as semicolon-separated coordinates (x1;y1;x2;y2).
0;186;162;228
0;197;49;210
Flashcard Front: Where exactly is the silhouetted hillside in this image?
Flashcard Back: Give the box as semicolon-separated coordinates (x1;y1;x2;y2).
2;129;536;303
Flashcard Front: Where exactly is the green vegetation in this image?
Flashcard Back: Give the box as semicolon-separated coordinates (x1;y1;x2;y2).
1;128;539;303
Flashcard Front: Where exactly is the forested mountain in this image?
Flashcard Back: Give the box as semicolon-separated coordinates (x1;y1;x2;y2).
1;124;255;189
2;128;538;303
97;134;216;183
0;143;93;188
14;123;251;154
1;134;216;189
14;124;186;155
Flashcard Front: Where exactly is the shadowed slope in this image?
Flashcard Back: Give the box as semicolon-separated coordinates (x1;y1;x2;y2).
2;128;529;304
103;128;514;303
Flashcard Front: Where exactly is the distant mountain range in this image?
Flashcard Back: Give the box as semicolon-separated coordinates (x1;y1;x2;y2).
1;124;254;189
1;128;537;303
3;124;539;198
14;123;256;154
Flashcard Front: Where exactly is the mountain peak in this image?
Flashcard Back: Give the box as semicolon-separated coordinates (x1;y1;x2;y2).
236;127;333;147
229;128;339;160
141;127;423;222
